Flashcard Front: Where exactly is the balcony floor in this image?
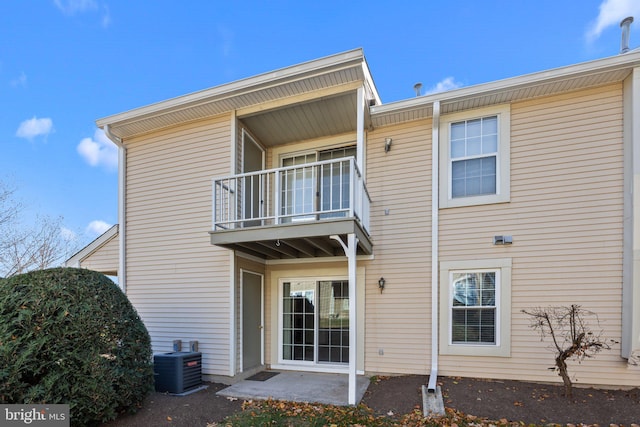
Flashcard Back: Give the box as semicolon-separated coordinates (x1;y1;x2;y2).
209;217;372;260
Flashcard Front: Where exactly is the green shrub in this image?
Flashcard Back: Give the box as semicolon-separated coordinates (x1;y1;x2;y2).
0;267;153;426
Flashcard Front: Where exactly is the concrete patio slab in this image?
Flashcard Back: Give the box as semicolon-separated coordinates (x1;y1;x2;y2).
217;371;370;406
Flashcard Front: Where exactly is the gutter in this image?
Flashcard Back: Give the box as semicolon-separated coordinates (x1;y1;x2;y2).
103;125;127;294
427;100;440;393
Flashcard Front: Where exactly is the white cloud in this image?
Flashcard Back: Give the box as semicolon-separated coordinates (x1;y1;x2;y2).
16;116;54;139
587;0;640;41
10;72;27;88
101;4;111;28
54;0;110;28
423;77;463;95
218;25;234;57
86;220;111;236
60;227;78;241
77;128;118;169
53;0;98;15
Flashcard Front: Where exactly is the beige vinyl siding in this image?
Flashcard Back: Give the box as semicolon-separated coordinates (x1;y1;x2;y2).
438;84;633;386
79;235;118;274
125;114;232;377
363;120;432;374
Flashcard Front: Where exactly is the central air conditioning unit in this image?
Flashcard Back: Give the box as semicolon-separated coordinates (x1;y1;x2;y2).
153;352;202;394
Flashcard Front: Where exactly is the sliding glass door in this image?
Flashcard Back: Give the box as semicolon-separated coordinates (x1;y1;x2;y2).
281;279;349;365
280;146;356;222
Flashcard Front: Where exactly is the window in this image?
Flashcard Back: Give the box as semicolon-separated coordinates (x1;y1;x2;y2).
451;271;497;344
440;258;512;357
440;105;510;208
450;116;497;198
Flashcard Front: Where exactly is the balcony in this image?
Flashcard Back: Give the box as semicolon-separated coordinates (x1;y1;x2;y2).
210;157;372;260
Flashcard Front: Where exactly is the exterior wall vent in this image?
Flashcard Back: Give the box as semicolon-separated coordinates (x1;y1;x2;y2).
153;352;202;393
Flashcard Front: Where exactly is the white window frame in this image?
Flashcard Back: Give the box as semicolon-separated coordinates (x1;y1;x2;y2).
439;258;512;357
440;105;511;208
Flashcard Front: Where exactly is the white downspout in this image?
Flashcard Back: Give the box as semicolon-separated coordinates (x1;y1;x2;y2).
427;100;440;392
103;124;126;294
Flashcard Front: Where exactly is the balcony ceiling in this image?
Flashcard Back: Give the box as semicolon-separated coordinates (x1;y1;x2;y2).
239;92;357;147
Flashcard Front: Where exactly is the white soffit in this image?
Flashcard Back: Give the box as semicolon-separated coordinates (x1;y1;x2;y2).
97;49;377;140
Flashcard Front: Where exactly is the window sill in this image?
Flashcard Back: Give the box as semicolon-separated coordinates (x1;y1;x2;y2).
441;193;510;209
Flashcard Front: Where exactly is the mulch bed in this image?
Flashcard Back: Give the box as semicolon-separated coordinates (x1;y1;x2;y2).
363;375;640;426
102;375;640;426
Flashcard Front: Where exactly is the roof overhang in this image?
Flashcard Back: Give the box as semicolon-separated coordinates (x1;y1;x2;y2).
371;50;640;127
64;224;118;273
96;49;380;141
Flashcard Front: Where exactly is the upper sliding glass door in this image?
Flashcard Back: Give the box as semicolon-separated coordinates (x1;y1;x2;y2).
280;146;355;222
319;147;355;219
281;153;317;222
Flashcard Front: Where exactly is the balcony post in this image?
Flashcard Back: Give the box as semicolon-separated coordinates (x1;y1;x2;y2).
274;169;281;225
350;159;355;219
356;86;365;175
330;233;358;405
212;180;216;229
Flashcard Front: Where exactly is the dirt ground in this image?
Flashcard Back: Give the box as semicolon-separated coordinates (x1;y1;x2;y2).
366;375;640;426
102;375;640;426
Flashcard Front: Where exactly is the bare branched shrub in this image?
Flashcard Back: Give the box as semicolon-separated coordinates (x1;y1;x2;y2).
522;304;616;397
0;181;82;277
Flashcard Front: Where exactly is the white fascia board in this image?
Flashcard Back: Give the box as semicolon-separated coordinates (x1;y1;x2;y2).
360;54;382;105
96;49;365;128
371;50;640;116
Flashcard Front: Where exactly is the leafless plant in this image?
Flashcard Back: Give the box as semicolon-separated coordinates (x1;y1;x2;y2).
522;304;616;397
0;181;82;277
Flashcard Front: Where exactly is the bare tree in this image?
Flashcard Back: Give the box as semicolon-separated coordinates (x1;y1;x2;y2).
522;305;616;397
0;181;81;278
0;183;20;230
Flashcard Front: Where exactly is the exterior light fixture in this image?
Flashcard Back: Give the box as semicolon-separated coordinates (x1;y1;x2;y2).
378;277;385;293
384;138;392;153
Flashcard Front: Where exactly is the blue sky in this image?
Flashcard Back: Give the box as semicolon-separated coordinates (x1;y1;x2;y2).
1;0;639;251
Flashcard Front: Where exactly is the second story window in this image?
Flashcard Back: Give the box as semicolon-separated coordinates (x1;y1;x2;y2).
450;116;498;198
440;105;511;208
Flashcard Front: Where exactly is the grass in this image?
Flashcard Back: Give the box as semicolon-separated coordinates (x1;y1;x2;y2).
217;399;542;427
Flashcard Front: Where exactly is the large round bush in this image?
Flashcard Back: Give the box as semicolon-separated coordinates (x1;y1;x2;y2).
0;267;153;426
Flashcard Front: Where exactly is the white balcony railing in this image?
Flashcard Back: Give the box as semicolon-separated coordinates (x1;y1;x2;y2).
212;157;370;233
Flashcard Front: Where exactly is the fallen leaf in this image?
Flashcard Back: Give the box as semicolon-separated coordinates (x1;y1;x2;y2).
166;416;172;421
